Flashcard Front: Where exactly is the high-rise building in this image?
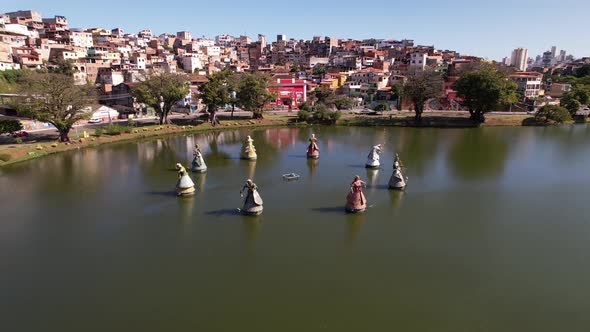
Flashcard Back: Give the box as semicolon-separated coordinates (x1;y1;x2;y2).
277;34;286;42
258;34;267;49
502;57;510;66
559;50;567;63
542;51;553;67
551;46;557;59
510;48;528;71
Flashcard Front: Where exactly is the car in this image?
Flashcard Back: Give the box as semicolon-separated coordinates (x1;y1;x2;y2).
88;118;103;123
12;131;29;138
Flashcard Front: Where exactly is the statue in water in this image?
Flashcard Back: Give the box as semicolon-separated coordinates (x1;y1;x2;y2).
365;144;382;168
345;175;367;213
240;179;263;215
191;144;207;173
241;135;258;160
175;163;195;196
306;134;320;159
388;153;407;190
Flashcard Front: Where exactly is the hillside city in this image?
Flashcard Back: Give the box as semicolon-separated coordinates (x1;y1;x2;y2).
1;9;590;129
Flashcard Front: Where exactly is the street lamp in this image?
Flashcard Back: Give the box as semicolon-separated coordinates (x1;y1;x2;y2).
231;90;237;120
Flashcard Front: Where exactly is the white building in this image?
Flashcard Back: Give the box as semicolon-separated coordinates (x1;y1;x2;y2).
409;52;427;70
66;30;94;48
181;54;203;73
510;72;543;98
510;48;528;71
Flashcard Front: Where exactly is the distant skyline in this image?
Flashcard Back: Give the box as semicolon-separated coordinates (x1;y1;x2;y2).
4;0;589;61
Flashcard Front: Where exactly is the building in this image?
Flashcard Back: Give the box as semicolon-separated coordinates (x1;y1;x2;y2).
65;29;93;48
510;72;543;98
258;34;267;49
548;82;571;98
268;78;307;108
277;34;286;42
177;31;192;40
542;51;553;67
510;48;528;71
409;52;427;70
42;15;67;31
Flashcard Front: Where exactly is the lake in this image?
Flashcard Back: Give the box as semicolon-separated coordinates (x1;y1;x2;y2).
2;125;590;331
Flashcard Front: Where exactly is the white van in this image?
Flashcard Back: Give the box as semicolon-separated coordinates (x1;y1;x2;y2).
89;109;119;123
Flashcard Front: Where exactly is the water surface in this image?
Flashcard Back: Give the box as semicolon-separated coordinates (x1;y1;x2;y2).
2;125;590;331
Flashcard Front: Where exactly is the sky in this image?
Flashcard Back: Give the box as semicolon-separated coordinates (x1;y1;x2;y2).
5;0;590;60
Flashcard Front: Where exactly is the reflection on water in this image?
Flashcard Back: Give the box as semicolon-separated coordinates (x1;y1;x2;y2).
2;125;590;331
448;128;511;181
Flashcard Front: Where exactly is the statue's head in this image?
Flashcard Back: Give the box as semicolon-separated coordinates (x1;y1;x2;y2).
246;179;253;185
354;175;360;182
311;133;316;138
175;163;182;170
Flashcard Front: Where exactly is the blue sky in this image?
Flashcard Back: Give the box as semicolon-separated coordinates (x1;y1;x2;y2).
5;0;589;60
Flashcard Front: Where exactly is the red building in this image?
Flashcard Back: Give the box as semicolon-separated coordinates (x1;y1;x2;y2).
268;79;307;108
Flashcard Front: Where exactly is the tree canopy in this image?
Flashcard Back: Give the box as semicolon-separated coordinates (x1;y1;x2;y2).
236;72;274;119
402;70;442;122
197;69;234;116
132;72;189;124
454;66;518;123
560;84;590;115
12;73;96;141
535;105;572;124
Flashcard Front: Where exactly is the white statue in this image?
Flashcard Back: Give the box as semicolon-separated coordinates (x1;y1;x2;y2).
365;144;382;168
241;135;257;160
175;163;195;196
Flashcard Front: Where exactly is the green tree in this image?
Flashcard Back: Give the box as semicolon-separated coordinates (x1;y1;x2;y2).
535;105;572;123
373;102;391;112
236;72;274;119
560;85;590;115
402;71;442;122
132;72;189;124
12;73;96;141
0;119;23;135
50;59;76;76
198;69;233;119
575;64;590;78
325;94;355;110
454;66;518;123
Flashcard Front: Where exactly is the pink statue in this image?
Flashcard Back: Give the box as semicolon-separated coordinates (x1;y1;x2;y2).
306;134;319;159
345;175;367;213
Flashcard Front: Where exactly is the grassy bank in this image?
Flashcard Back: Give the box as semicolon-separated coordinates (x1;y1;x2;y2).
0;115;297;167
337;112;532;127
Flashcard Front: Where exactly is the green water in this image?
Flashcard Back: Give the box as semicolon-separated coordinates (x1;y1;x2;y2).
2;125;590;331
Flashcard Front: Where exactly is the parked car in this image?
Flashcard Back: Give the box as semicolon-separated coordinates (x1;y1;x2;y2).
88;117;103;123
12;131;29;138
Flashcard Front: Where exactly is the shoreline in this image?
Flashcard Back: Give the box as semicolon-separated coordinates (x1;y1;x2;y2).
0;113;583;167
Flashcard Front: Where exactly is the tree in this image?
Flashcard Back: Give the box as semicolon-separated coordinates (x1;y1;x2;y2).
12;73;96;141
198;69;233;119
402;71;441;122
535;105;571;123
373;103;391;112
454;66;518;123
50;59;76;76
132;72;189;124
0;119;23;135
575;64;590;78
236;72;274;119
560;85;590;116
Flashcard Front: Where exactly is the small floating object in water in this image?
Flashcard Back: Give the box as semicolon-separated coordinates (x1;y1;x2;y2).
282;173;301;181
